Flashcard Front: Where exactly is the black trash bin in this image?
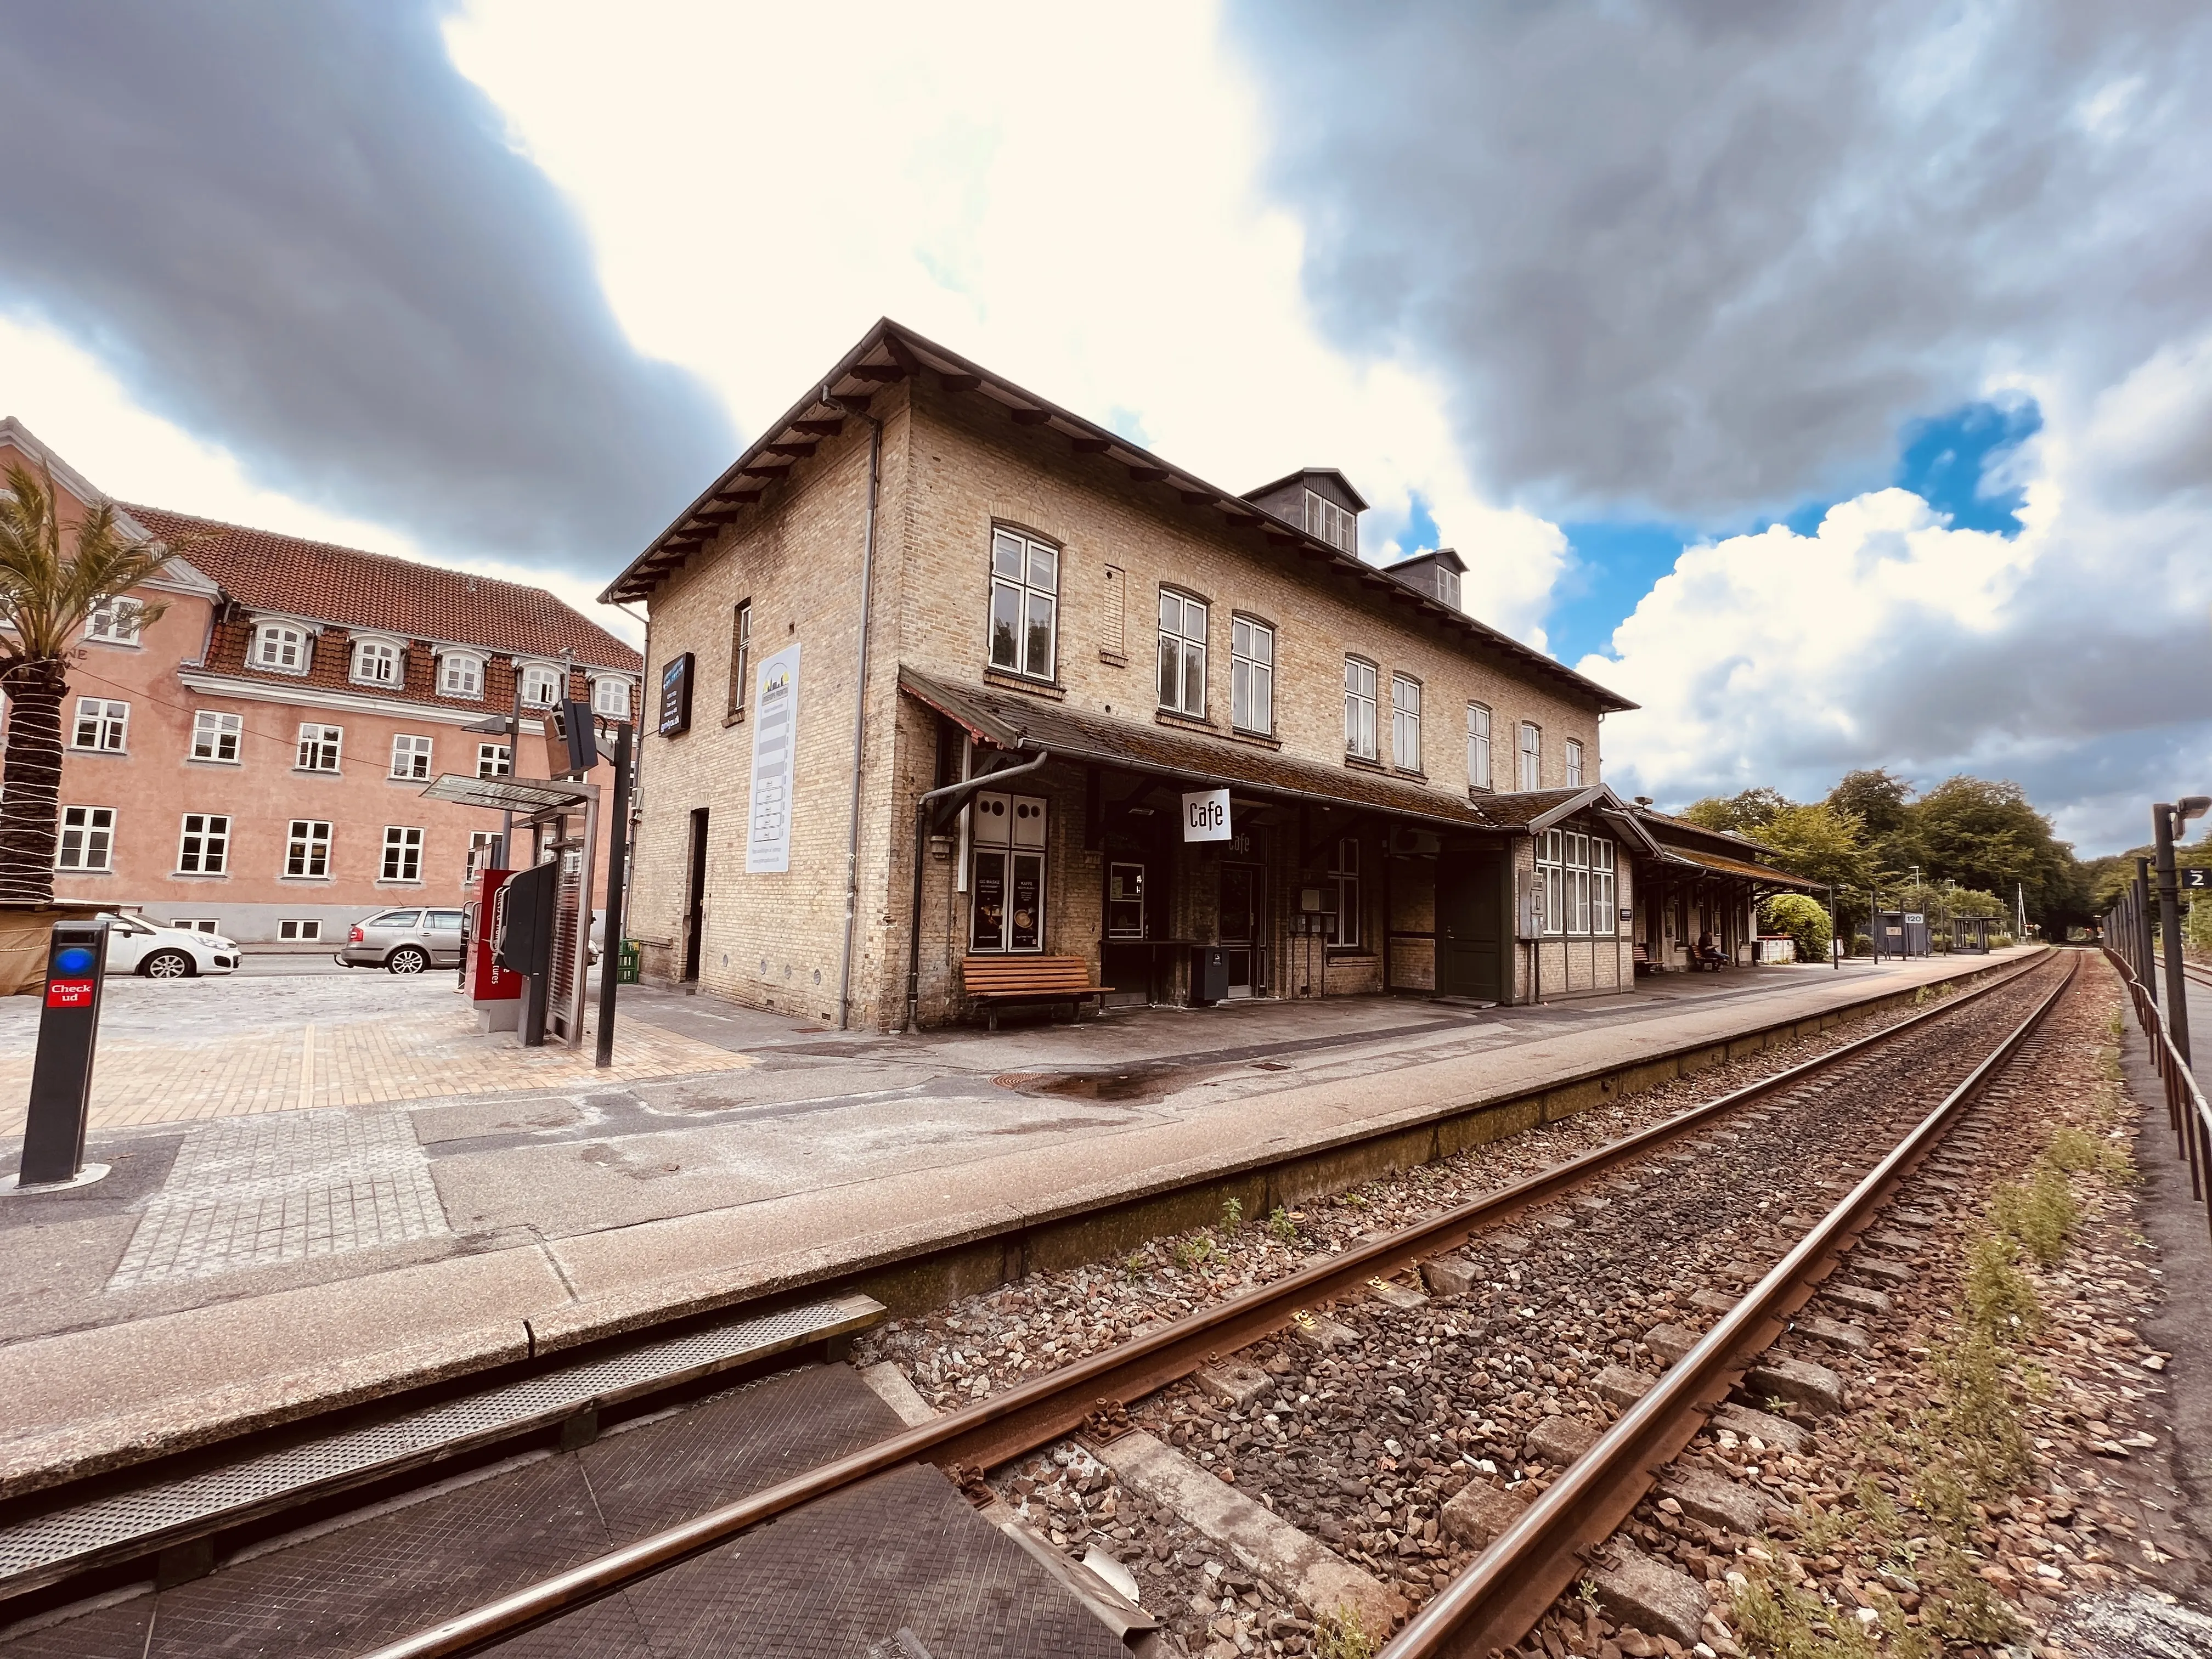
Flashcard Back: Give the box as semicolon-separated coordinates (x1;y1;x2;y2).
1189;945;1229;1006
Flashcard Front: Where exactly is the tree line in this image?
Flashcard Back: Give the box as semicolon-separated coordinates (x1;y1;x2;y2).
1676;770;2097;941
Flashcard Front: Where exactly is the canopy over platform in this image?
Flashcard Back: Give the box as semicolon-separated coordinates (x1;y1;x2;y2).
419;774;591;816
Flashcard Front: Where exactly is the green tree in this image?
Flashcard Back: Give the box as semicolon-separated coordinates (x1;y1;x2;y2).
1760;893;1833;964
0;464;173;903
1826;768;1915;840
1679;786;1792;837
1903;776;2082;928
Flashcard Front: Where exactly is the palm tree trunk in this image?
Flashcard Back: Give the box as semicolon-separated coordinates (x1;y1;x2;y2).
0;659;68;905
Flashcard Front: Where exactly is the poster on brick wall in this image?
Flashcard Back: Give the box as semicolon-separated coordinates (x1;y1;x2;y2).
745;643;802;874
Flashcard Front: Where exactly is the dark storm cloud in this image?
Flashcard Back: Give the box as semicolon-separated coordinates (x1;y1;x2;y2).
1226;1;2212;523
0;3;732;567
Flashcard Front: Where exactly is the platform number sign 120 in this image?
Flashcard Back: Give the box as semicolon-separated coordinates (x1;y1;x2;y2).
1182;788;1231;843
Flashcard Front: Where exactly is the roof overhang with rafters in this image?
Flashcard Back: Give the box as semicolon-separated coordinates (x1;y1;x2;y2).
605;319;1634;715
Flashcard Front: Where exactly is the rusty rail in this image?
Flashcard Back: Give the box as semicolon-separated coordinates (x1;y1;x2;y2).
1379;950;2078;1657
358;951;2055;1658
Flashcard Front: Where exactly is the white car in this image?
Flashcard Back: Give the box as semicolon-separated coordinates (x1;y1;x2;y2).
98;913;240;979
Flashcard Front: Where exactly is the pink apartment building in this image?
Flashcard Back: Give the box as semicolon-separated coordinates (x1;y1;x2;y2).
2;417;641;947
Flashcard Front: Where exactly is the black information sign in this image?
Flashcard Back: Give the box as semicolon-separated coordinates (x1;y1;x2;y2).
1009;854;1042;950
19;919;110;1186
657;652;694;736
2182;866;2209;890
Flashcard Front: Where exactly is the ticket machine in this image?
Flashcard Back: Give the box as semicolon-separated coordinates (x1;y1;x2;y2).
493;860;561;1046
462;867;523;1031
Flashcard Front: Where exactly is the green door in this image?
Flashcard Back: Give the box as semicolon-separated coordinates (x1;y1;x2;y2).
1437;846;1506;1000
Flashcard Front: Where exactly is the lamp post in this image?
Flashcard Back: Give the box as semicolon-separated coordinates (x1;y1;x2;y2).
594;716;634;1069
2153;797;2210;1065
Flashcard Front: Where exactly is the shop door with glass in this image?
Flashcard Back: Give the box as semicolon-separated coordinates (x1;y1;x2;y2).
1219;862;1264;997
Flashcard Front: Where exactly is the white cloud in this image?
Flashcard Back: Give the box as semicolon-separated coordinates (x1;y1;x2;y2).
1585;347;2212;853
442;0;1562;640
0;312;641;644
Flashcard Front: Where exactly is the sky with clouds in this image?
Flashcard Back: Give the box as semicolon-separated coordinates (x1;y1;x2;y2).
1;1;2205;852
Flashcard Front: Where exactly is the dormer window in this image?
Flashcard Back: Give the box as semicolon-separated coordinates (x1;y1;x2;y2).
438;650;484;699
591;675;632;718
351;637;402;686
518;663;563;707
1304;489;1357;554
252;620;310;674
1437;566;1461;610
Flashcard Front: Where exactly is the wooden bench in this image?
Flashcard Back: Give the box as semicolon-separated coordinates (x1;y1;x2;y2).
1633;943;1654;977
962;955;1113;1030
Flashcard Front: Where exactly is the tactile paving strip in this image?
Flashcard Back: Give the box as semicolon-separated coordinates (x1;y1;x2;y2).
0;1295;876;1592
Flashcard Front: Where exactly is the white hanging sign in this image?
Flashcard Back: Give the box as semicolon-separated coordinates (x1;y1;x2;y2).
1182;788;1231;843
746;643;802;873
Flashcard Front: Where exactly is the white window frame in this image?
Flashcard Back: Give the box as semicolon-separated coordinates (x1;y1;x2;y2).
1344;657;1378;760
1536;830;1563;936
1594;837;1617;935
1467;703;1492;792
70;697;128;752
518;663;563;707
252;620;311;674
437;650;485;699
177;812;230;876
351;637;402;686
986;527;1059;681
1437;566;1461;610
57;805;115;871
86;596;145;645
592;675;631;718
191;709;242;764
285;819;333;879
278;918;323;941
1566;738;1585;788
1329;837;1361;949
171;919;220;936
1229;617;1273;735
1156;590;1208;717
1303;489;1357;554
1391;675;1422;772
381;826;425;883
390;733;433;780
296;723;342;773
728;601;753;715
1519;722;1542;792
467;830;501;879
477;742;511;778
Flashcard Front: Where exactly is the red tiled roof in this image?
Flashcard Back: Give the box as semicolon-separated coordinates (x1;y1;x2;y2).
126;506;640;670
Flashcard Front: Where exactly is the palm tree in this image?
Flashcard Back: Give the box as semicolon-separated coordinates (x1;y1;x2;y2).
0;462;173;904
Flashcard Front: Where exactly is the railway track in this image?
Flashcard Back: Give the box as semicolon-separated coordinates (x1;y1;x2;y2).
0;950;2078;1657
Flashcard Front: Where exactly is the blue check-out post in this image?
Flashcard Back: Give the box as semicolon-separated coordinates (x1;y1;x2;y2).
17;918;110;1188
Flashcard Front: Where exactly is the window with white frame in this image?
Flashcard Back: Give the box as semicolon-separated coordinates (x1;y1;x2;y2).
285;819;332;879
352;637;401;686
86;596;144;645
296;723;342;772
1156;590;1207;716
390;733;433;780
57;806;115;871
1535;831;1614;936
171;919;219;935
477;743;511;778
278;919;322;941
1329;837;1361;949
252;620;309;673
987;528;1058;680
1303;489;1357;554
518;663;562;707
1566;738;1585;788
1391;675;1422;772
1436;566;1462;610
438;651;484;698
178;813;230;874
71;697;128;752
382;826;425;882
1467;703;1492;791
1344;657;1378;760
1519;721;1542;791
1229;617;1273;733
727;601;752;714
592;676;630;718
191;710;241;763
467;830;500;879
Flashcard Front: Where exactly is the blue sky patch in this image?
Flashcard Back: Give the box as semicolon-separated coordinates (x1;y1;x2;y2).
1893;398;2041;533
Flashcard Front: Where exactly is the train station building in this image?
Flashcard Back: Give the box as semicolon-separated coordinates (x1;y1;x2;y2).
613;321;1694;1028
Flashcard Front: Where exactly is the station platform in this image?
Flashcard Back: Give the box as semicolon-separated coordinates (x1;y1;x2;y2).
0;948;2039;1498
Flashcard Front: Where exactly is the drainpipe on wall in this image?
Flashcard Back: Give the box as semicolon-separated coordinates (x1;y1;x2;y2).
833;394;884;1031
904;749;1052;1032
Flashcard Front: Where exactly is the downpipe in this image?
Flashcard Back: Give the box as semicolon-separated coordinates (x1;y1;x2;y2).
833;396;883;1031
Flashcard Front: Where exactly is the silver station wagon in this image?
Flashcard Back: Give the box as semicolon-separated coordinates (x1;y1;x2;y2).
336;906;466;974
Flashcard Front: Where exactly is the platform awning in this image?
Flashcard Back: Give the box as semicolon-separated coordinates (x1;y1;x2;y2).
419;774;591;814
1655;845;1825;893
